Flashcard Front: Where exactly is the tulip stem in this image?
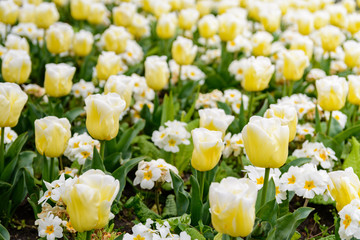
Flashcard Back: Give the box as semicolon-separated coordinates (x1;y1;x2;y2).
100;140;105;160
85;230;92;240
326;111;333;136
288;81;294;96
0;127;4;173
199;171;206;202
260;168;271;207
247;92;255;122
59;156;63;171
155;186;161;215
49;158;54;182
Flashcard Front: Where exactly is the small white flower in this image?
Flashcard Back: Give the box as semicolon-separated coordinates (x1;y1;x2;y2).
35;213;63;240
0;127;18;144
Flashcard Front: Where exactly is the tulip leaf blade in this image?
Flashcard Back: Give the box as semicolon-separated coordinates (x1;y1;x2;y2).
0;223;10;240
190;175;202;227
160;93;175;126
256;199;278;227
255;178;276;212
124;194;161;222
5;132;28;163
280;158;311;174
64;107;85;123
216;101;232;115
185;228;206;240
315;106;322;134
90;146;105;172
343;137;360;178
333;124;360;144
170;170;190;216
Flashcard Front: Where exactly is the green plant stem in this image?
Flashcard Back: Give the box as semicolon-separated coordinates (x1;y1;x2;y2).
230;236;237;240
49;157;54;182
199;170;206;202
155;186;161;215
303;198;309;207
100;140;105;161
260;168;271;208
59;155;63;171
237;152;243;176
247;92;255;122
288;81;295;96
85;230;92;240
326;111;333;136
353;105;359;124
0;127;4;173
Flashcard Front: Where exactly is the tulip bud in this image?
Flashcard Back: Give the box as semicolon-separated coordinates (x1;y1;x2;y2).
19;4;36;23
218;12;243;42
113;2;136;27
179;8;199;30
210;177;257;237
35;116;71;157
128;13;150;39
260;5;281;33
328;168;360;211
343;0;356;13
102;25;130;54
344;40;360;68
348;75;360;105
44;63;76;97
35;2;59;29
168;0;181;11
347;13;360;35
95;51;122;80
198;14;218;39
0;0;19;25
295;10;314;35
319;26;345;53
5;34;30;53
251;31;273;56
0;82;28;128
62;169;120;232
316;76;348;111
290;36;314;60
149;0;171;19
156;13;178;39
264;104;298;142
241;56;275;92
70;0;91;20
282;50;309;81
242;116;289;168
172;36;197;65
199;108;234;137
85;93;126;141
196;1;213;17
313;10;330;29
53;0;69;7
46;22;74;54
191;128;224;172
327;4;347;28
73;30;94;57
145;55;169;91
87;2;109;25
2;50;32;84
104;75;133;109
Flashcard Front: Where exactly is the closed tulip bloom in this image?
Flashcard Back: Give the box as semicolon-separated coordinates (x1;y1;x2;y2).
316;76;348;111
35;116;71;157
73;30;94;57
0;82;28;128
264;104;298;142
210;177;257;237
87;2;109;25
218;13;243;42
102;26;130;54
241;56;275;92
85;93;126;141
319;25;345;52
251;31;273;56
145;55;169;91
46;22;74;54
296;10;314;35
104;75;133;109
196;1;213;17
35;2;59;28
348;75;360;105
0;0;19;25
2;50;32;84
53;0;68;7
242;116;289;168
327;4;347;28
347;13;360;35
128;13;150;39
199;108;235;136
344;41;360;68
343;0;356;12
62;169;120;232
70;0;91;20
172;36;197;65
179;8;199;30
44;63;76;97
5;34;30;53
19;4;36;23
290;36;314;60
156;13;178;39
191;128;224;172
148;0;171;19
168;0;181;11
314;10;330;29
95;51;122;80
328;168;360;211
113;2;136;27
260;5;281;33
282;50;309;81
198;14;218;39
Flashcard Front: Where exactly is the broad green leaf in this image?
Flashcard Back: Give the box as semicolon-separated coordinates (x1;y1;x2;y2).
315;106;322;134
5;132;28;161
255;178;276;212
115;120;145;159
318;235;336;240
124;194;160;222
190;175;202;227
333;124;360;144
343;137;360;178
185;228;206;240
90;147;105;171
161;93;175;126
256;199;278;227
309;194;335;205
280;158;311;173
217;101;232;115
170;170;190;216
176;143;192;173
255;99;269;117
64;107;85;123
0;223;10;240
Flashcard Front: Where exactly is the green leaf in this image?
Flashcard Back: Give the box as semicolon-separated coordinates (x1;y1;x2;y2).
185;228;206;240
256;199;278;227
5;132;28;162
343;137;360;178
90;147;105;171
0;223;10;240
190;175;202;227
112;157;144;200
170;170;190;216
291;231;301;240
255;99;269;117
64;107;85;122
161;93;175;126
133;135;165;159
162;194;177;218
318;235;336;240
0;155;18;182
255;178;276;212
315;106;322;134
124;194;161;222
116;120;145;159
333;124;360;144
217;101;232;115
280;158;311;173
175;143;192;174
309;194;335;205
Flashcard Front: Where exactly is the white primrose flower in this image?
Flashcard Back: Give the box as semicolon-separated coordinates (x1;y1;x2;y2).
339;199;360;240
0;127;17;144
64;132;100;165
35;212;63;240
72;79;97;99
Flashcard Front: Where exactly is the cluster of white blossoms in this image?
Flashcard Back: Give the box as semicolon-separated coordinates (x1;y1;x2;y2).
64;133;100;165
292;141;338;169
0;127;18;144
71;79;97;99
35;212;64;240
223;132;244;158
324;110;348;129
280;163;330;200
295;123;315;141
151;120;190;153
123;219;191;240
133;159;179;190
277;94;316;119
339;199;360;240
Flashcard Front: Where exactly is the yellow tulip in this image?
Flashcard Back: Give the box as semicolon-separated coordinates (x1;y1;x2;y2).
348;75;360;105
127;13;150;39
156;13;177;40
85;93;126;141
44;63;76;97
282;50;309;81
87;3;109;25
199;108;234;137
218;12;243;42
251;31;273;56
102;26;130;54
242;116;289;168
313;11;330;30
344;40;360;68
2;50;32;84
62;169;120;232
290;36;314;60
264;104;298;142
179;8;199;31
5;34;30;53
70;0;90;20
104;75;133;109
316;76;348;111
0;82;28;128
149;0;171;18
0;0;19;25
327;4;347;28
343;0;356;12
19;3;35;23
112;2;136;27
171;36;197;65
241;56;275;92
73;30;94;57
319;26;345;52
260;6;281;33
95;51;122;81
198;14;218;39
35;2;59;29
144;55;169;91
46;22;74;54
210;177;257;237
191;128;224;172
35;116;71;157
347;13;360;34
328;168;360;211
196;1;213;17
296;10;314;35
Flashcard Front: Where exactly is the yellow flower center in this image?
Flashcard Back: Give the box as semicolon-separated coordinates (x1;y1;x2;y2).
230;41;236;46
236;139;243;145
237;68;243;74
190;72;195;76
73;142;80;148
303;129;309;132
275;186;280;196
288;175;296;184
343;214;352;229
45;225;54;235
133;234;145;240
304;180;316;191
256;176;264;185
299;107;304;113
335;115;340;121
45;191;52;198
160;133;166;139
127;52;133;57
81;151;90;159
144;171;153;180
7;133;13;140
319;152;327;161
168;139;176;147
